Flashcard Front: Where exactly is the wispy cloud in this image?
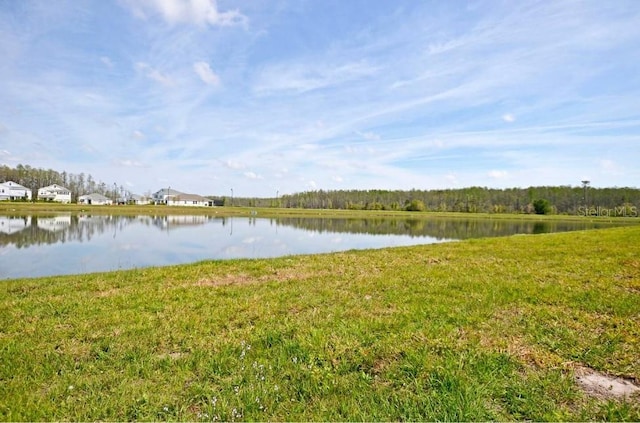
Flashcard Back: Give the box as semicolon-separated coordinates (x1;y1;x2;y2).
114;159;146;168
122;0;247;27
244;171;263;180
131;130;145;140
254;60;378;94
502;114;515;123
135;62;174;86
100;56;114;68
193;61;220;86
488;170;508;179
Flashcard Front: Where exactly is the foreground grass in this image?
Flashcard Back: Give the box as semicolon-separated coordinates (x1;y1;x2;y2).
1;227;639;421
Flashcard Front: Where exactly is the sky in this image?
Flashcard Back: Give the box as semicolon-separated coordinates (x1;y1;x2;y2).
1;0;639;197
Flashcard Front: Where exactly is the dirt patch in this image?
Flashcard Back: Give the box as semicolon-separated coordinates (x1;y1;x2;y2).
157;352;184;360
575;366;640;401
96;288;122;298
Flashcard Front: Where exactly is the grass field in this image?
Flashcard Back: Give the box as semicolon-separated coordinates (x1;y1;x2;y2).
1;225;639;420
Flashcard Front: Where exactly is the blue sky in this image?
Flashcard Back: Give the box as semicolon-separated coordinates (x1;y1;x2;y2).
1;0;639;197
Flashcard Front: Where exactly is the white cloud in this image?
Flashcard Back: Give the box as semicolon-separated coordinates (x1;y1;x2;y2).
488;170;508;179
298;143;318;151
254;61;378;94
444;173;459;186
332;175;343;183
115;159;146;167
244;171;263;180
135;62;173;86
193;61;220;86
599;159;623;175
224;160;245;170
355;130;381;141
100;56;114;68
123;0;247;27
502;114;516;123
132;130;145;140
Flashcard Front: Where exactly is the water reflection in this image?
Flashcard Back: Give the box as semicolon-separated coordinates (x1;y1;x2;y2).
0;214;627;279
273;216;619;240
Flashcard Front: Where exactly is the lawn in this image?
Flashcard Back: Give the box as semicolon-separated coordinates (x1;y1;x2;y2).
1;226;639;420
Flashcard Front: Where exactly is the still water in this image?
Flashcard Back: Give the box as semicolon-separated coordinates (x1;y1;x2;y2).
0;214;625;279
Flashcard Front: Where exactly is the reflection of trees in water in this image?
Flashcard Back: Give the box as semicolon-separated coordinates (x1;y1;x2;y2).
0;215;118;248
274;217;621;240
0;214;626;249
0;215;213;248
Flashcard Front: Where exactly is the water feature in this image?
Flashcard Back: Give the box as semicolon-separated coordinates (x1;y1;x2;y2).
0;214;627;279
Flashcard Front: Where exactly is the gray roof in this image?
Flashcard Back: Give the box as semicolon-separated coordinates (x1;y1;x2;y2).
1;181;29;190
79;193;111;201
40;184;70;193
155;188;184;196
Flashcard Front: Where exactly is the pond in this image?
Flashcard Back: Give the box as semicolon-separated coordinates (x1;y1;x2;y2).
0;214;627;279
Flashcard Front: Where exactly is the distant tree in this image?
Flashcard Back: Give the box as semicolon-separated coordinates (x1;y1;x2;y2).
533;198;551;215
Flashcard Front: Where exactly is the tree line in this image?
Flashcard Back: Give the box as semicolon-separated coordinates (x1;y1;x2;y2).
227;186;639;215
2;163;637;215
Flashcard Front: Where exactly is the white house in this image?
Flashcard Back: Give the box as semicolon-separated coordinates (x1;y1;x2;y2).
37;184;72;203
167;193;212;207
78;193;113;205
128;194;151;205
0;181;32;201
152;188;185;205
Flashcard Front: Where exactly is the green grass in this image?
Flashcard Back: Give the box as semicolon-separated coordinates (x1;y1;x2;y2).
1;226;639;420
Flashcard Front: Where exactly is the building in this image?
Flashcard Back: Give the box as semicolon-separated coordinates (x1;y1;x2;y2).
168;193;212;207
128;194;151;205
152;187;213;207
0;181;32;201
152;188;185;205
37;184;72;203
78;193;113;205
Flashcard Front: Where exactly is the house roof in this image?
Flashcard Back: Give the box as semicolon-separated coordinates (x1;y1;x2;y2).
0;181;30;190
79;193;111;201
39;184;70;193
154;188;184;196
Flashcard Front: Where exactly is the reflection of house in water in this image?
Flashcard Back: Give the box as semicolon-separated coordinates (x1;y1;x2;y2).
37;215;72;232
0;216;32;234
152;215;209;230
78;193;113;205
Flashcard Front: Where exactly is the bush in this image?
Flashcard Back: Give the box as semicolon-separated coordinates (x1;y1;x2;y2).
405;199;426;212
533;199;551;215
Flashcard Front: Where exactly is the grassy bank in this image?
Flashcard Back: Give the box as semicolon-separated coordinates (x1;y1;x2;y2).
1;227;639;420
